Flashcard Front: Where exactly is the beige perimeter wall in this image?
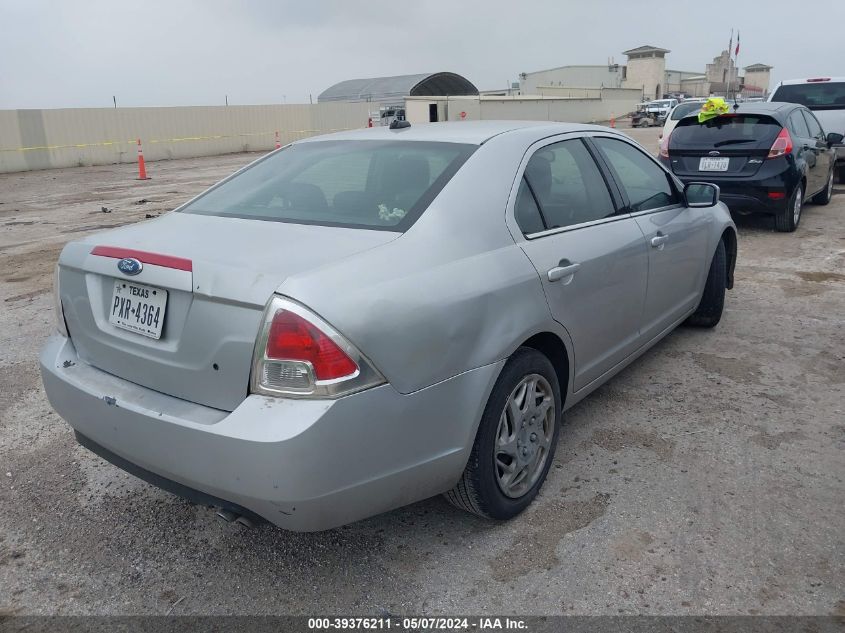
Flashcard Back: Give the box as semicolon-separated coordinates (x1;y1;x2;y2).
0;102;373;173
0;90;641;174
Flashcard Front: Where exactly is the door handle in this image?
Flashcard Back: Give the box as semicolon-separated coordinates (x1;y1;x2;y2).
547;261;580;283
650;233;669;248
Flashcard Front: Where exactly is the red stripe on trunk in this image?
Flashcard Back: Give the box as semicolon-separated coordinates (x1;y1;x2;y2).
91;246;193;272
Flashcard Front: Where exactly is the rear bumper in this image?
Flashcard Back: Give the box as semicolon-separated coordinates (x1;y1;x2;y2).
40;334;501;531
674;175;798;215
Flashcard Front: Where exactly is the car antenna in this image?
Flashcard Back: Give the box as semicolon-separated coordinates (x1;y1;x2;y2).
389;119;411;130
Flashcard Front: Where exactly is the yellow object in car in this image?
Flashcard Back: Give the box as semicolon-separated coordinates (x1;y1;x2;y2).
698;97;730;123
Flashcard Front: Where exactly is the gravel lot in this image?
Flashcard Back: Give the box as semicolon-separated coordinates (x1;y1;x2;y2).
1;127;843;616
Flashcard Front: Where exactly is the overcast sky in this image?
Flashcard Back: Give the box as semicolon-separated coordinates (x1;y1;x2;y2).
1;0;842;109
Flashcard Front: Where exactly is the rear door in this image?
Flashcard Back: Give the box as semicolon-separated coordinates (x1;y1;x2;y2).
510;136;649;391
801;108;835;194
590;135;711;339
786;108;822;195
667;113;782;179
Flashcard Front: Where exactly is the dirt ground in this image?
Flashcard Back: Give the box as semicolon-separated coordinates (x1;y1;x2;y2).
1;129;843;616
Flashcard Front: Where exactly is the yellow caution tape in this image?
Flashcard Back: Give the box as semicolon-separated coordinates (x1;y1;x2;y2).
0;128;358;153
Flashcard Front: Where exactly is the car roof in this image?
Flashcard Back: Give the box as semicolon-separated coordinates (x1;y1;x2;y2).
294;120;618;146
680;101;797;120
775;77;845;86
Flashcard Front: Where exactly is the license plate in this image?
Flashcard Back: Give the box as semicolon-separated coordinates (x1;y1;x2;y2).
109;280;167;339
699;157;730;171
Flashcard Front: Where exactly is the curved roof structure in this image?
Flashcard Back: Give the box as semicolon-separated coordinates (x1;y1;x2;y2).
318;72;478;103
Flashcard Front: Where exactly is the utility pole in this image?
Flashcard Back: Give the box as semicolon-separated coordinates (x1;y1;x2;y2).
113;95;117;108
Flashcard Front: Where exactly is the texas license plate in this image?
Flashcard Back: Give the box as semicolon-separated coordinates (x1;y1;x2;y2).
699;157;730;171
109;280;167;339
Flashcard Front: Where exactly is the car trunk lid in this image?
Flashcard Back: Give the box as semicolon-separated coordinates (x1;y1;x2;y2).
667;113;782;178
58;212;398;411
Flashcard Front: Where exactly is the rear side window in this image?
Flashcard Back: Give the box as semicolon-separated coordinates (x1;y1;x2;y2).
522;139;616;230
802;110;824;138
514;178;545;234
180;140;475;231
771;82;845;110
592;137;679;212
788;111;811;138
671;114;782;150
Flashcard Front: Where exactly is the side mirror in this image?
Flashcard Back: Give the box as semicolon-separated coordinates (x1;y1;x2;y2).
827;132;844;147
685;182;720;208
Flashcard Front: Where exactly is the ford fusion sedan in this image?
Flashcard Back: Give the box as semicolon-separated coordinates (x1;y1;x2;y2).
41;121;737;531
659;102;843;232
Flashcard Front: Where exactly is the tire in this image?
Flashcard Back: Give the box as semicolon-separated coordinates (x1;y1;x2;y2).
838;164;845;185
812;168;834;205
444;348;561;520
775;183;802;232
686;239;726;328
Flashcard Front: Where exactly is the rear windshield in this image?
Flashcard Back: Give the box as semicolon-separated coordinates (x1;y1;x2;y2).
670;114;782;149
671;102;704;120
180;140;476;231
771;82;845;110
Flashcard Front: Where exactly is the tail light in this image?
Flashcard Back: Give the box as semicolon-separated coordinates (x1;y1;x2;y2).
250;296;385;398
659;131;671;158
53;264;68;337
767;128;793;159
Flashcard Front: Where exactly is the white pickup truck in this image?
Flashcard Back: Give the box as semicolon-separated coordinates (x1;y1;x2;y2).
769;77;845;182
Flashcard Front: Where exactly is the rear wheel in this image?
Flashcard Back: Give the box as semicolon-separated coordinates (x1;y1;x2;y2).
838;164;845;185
812;168;834;205
686;239;726;328
444;348;560;520
775;184;802;232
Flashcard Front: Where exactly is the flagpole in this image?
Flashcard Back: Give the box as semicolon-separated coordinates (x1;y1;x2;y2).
726;29;734;99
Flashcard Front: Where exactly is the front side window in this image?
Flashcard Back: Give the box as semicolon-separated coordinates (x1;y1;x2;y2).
522;139;616;230
592;137;679;212
180;140;475;231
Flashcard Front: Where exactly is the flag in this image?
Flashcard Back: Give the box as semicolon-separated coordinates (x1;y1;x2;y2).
728;29;733;56
735;31;740;56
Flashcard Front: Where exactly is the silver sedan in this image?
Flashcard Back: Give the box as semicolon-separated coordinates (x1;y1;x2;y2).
40;121;737;531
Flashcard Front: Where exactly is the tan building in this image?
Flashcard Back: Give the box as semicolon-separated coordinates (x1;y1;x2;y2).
621;45;669;100
743;63;773;95
513;44;773;101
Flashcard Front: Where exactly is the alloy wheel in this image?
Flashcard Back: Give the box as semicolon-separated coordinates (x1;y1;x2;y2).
793;186;802;225
494;374;555;499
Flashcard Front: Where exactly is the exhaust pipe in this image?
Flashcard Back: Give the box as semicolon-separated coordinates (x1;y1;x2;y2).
216;508;254;528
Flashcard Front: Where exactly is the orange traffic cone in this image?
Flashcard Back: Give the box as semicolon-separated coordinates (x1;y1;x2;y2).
136;138;150;180
275;131;281;149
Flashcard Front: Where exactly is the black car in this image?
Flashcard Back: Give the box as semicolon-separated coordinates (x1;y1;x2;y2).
659;102;844;232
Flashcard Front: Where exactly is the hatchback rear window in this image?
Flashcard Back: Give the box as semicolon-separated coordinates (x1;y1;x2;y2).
670;114;781;149
180;140;475;231
771;82;845;110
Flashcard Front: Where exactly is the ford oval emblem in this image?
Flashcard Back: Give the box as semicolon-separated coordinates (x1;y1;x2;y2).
117;257;143;276
708;150;721;156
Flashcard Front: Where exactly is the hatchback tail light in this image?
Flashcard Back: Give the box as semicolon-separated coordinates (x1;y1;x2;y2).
251;296;385;398
659;131;671;158
767;128;793;159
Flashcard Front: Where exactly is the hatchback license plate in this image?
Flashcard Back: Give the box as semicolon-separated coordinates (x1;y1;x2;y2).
108;280;167;339
699;157;730;171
